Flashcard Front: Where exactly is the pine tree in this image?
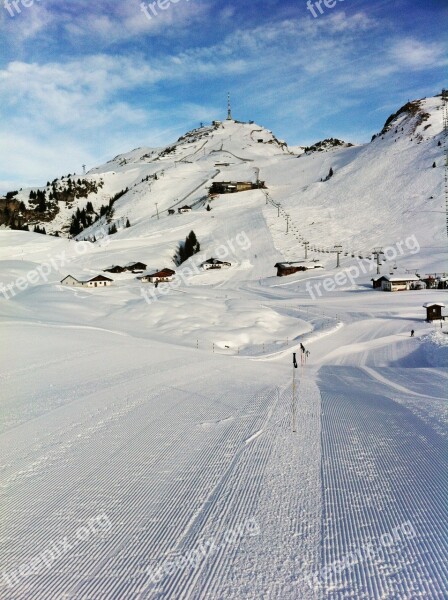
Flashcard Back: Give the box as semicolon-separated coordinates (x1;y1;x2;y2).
176;231;200;265
432;162;436;168
38;192;47;213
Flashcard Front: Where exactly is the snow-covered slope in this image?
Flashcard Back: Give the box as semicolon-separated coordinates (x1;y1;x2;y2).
1;95;447;600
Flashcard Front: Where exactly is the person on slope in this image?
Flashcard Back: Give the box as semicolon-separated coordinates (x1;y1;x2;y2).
411;330;414;337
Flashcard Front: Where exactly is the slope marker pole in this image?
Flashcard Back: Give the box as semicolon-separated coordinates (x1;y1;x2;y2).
292;353;298;433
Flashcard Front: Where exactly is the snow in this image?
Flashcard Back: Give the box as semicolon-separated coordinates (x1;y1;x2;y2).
1;96;447;598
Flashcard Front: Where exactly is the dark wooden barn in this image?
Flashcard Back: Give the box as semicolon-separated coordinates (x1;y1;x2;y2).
275;262;307;277
423;302;445;321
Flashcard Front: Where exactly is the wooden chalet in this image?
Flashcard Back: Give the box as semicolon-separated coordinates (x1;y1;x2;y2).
209;181;266;195
61;275;113;288
202;258;232;270
380;274;423;292
138;269;176;284
125;262;147;273
104;265;125;274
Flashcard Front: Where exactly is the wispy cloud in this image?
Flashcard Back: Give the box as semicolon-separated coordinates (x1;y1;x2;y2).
389;38;448;69
1;1;446;193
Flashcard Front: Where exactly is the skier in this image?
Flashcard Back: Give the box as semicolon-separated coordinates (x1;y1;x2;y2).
300;343;305;365
410;330;414;337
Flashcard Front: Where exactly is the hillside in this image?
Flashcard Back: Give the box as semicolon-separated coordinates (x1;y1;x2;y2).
2;95;445;270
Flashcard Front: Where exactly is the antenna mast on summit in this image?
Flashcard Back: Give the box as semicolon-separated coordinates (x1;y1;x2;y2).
227;92;232;120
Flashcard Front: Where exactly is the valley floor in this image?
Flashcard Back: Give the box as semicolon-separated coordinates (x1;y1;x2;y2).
1;287;447;599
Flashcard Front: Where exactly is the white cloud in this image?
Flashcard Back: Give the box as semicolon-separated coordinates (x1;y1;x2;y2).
389;38;448;69
1;7;446;192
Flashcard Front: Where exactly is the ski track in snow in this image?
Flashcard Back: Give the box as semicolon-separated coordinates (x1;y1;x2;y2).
318;367;448;600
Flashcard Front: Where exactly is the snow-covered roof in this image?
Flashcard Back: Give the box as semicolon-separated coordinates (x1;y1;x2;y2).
125;261;146;268
203;258;231;265
85;275;113;283
140;268;175;278
384;274;421;282
423;302;445;308
275;261;305;267
61;275;80;283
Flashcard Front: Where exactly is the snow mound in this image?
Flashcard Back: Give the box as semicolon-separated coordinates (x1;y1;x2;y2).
422;330;448;367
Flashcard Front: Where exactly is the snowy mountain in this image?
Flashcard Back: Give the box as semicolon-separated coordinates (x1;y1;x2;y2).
2;96;445;263
1;94;447;599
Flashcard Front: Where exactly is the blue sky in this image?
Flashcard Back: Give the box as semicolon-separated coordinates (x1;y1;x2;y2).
0;0;446;192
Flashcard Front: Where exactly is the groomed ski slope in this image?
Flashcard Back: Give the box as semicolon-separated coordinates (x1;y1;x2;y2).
1;235;447;599
1;95;447;598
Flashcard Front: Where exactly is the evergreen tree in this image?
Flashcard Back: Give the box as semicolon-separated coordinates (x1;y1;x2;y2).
176;231;200;265
38;192;47;213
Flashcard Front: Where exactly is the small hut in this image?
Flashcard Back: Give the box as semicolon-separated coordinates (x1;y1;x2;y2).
423;302;445;322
